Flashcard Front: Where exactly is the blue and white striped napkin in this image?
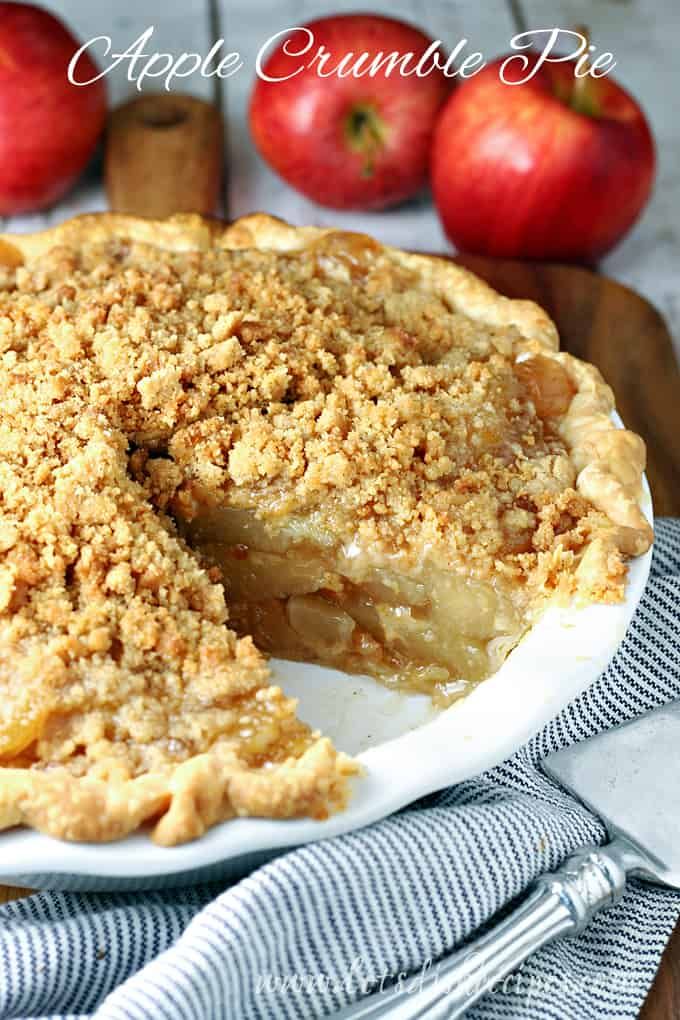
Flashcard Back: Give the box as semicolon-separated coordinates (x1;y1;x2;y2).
2;519;679;1020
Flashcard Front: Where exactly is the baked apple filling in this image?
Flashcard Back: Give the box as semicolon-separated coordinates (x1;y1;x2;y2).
180;507;525;706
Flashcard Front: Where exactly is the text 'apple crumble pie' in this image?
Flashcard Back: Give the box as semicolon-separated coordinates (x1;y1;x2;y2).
0;214;652;844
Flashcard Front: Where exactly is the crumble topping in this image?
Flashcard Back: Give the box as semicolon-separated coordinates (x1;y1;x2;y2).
0;218;649;843
0;401;352;843
1;233;621;588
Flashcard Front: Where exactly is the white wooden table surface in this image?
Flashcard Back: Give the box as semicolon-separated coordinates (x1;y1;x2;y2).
2;0;678;357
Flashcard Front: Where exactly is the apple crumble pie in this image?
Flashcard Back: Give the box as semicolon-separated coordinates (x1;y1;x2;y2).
0;214;652;844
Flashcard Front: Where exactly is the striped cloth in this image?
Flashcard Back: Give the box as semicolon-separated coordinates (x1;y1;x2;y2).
2;519;679;1020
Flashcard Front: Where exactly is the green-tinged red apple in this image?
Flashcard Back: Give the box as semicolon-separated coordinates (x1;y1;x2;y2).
250;14;450;211
431;53;655;261
0;2;106;215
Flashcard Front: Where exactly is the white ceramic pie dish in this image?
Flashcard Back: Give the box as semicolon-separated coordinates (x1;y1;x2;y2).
0;466;653;891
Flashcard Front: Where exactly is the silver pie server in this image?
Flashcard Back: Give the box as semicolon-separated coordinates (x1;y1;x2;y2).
332;699;680;1020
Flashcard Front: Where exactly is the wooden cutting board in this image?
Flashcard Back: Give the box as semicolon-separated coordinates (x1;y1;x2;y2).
1;258;679;1016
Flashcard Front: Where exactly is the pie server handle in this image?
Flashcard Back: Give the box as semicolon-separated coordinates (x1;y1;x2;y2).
330;840;631;1020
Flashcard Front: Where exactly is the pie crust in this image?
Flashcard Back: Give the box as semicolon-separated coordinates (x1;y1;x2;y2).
0;213;652;845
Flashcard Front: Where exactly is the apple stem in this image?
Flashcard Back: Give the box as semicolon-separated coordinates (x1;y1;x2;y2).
345;105;386;178
571;25;598;117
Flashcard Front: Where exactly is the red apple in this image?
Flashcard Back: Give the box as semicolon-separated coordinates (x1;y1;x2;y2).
250;14;450;210
431;54;655;261
0;3;107;216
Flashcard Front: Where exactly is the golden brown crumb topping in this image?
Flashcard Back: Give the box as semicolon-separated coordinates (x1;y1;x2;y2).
0;398;353;840
0;232;619;589
0;216;649;843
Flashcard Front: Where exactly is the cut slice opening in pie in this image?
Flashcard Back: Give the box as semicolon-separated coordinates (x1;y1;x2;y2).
175;505;526;704
0;213;652;844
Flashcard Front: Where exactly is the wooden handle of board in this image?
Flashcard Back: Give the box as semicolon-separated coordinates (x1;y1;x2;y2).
105;93;223;218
